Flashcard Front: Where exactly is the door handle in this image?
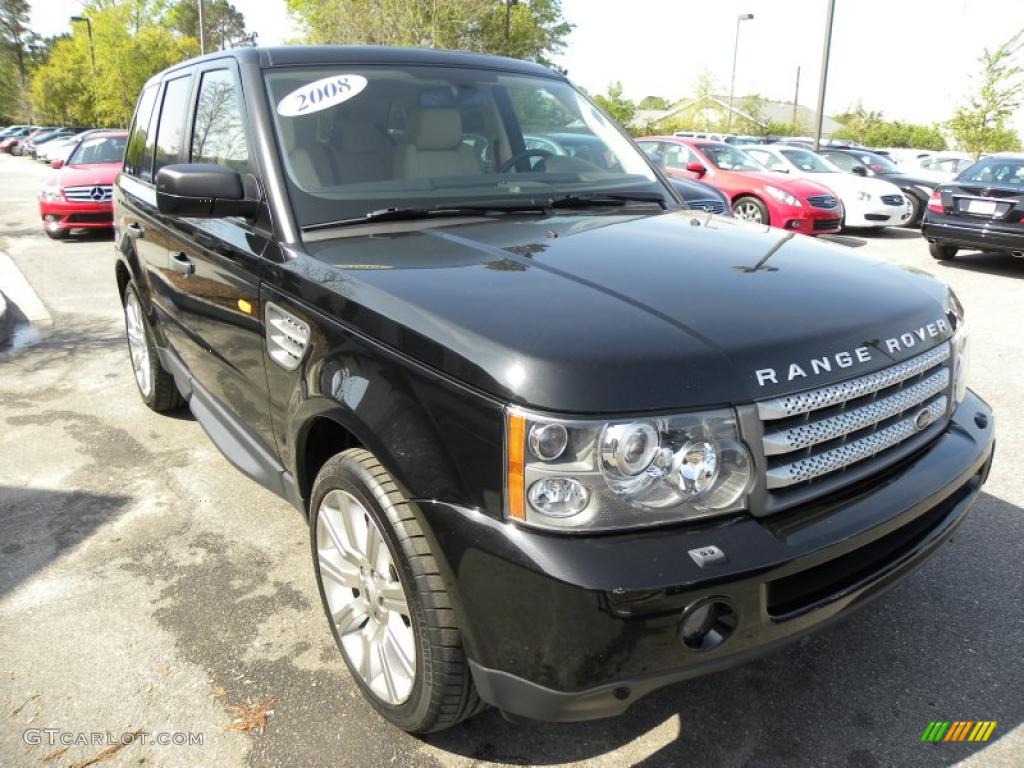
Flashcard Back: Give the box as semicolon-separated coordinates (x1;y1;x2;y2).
126;223;144;240
168;251;195;276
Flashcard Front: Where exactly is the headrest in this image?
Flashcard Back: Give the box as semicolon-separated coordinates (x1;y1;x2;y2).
335;115;385;153
407;108;463;151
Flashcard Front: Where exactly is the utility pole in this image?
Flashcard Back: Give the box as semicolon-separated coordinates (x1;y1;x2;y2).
813;0;836;150
70;16;96;74
727;13;754;133
791;66;801;132
504;0;519;53
198;0;206;54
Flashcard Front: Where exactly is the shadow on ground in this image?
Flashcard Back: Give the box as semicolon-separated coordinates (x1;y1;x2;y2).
934;250;1024;280
421;490;1023;767
0;486;131;600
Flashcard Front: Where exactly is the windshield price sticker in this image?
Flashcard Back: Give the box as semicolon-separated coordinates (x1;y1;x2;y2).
277;75;368;117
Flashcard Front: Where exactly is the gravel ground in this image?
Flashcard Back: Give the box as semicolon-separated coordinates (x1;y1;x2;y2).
0;155;1021;768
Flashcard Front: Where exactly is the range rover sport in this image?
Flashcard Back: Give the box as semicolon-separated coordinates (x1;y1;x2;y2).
114;46;995;733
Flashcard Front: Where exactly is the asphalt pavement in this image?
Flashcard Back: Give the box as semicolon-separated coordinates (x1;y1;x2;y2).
0;155;1021;768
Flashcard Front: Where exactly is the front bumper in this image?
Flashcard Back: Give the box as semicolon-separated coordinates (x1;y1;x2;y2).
922;213;1024;253
774;203;842;235
421;391;994;722
845;200;911;227
39;198;114;231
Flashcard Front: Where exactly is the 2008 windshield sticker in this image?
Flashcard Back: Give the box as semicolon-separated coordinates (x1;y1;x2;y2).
277;75;368;117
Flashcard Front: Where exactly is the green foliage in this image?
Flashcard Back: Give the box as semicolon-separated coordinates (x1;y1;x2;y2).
30;3;199;126
948;29;1024;156
834;119;947;150
167;0;247;49
286;0;573;64
637;95;669;110
592;81;634;128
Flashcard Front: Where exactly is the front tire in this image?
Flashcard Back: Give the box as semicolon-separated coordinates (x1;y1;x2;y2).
123;284;185;412
902;194;921;227
733;196;769;225
929;242;958;261
310;449;484;733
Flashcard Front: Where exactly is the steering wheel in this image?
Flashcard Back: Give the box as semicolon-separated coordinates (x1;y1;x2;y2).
499;149;553;173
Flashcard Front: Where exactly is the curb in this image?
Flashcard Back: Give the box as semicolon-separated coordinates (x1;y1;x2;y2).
0;250;52;335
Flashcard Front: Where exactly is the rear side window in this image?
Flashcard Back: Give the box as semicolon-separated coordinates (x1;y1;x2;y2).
191;69;250;174
154;74;194;174
124;84;158;178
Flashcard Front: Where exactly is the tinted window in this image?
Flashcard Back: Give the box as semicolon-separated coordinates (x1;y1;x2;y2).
823;151;857;172
125;84;158;177
154;74;193;173
958;159;1024;186
191;69;250;173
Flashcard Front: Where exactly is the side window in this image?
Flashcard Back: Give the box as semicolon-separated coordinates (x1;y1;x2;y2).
124;84;158;178
191;69;250;174
749;150;784;171
154;74;194;174
638;141;662;161
664;143;693;170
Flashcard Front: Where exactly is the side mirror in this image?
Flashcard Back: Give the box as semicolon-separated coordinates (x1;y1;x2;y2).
155;164;259;218
851;165;868;176
685;161;707;176
50;159;64;169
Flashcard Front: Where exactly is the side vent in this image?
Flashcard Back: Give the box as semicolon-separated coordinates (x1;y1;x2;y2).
265;302;310;371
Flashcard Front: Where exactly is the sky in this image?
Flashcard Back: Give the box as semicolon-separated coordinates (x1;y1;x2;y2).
30;0;1024;133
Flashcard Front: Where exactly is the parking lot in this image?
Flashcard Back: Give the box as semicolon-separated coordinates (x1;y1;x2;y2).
0;153;1021;767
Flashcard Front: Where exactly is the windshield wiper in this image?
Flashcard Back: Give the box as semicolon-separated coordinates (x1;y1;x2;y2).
304;203;549;231
549;191;668;210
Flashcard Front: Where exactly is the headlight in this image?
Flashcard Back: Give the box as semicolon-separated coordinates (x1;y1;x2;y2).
505;408;753;532
40;187;62;201
948;291;969;404
856;191;872;201
764;185;801;207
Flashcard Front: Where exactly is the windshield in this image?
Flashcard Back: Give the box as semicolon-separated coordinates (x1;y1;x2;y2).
697;143;766;171
957;158;1024;186
779;148;838;173
68;135;126;164
264;65;665;228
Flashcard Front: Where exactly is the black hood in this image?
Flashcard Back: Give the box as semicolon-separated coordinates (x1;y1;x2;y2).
295;211;953;413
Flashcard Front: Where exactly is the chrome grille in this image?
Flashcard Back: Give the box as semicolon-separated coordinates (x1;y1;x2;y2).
807;195;839;209
64;185;113;202
881;194;904;206
758;342;953;493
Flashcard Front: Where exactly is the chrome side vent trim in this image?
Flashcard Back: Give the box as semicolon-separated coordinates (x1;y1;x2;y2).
265;302;310;371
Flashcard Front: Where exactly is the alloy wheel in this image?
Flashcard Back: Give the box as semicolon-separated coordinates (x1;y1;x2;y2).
734;201;765;223
124;291;152;398
316;489;416;705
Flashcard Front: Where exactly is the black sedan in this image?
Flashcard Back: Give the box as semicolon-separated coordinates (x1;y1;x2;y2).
921;153;1024;261
820;148;936;226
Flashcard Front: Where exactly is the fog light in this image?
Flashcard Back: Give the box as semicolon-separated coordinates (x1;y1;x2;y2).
528;477;589;517
679;597;737;651
788;220;801;229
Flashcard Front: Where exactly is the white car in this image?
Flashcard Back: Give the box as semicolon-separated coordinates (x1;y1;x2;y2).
744;145;912;229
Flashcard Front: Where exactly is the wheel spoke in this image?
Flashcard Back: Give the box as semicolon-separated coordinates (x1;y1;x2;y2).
333;601;368;635
338;498;367;562
364;523;381;574
320;502;361;563
318;552;360;588
378;637;399;702
386;627;415;677
358;624;375;680
379;582;408;615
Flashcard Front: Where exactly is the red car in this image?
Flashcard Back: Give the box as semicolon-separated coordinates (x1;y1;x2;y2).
637;136;843;235
38;131;127;239
0;127;34;153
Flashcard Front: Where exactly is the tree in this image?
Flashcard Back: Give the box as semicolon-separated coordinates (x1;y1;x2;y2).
637;95;669;110
592;81;634;127
0;0;31;88
286;0;573;64
948;29;1024;156
167;0;248;49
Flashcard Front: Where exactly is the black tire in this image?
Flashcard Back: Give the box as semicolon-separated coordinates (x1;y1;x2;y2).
310;449;485;733
902;193;921;227
122;283;185;412
929;242;958;261
732;195;770;225
44;227;68;240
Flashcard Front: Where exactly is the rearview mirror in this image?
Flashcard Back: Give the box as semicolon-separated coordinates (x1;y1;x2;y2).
156;164;259;218
851;165;868;176
50;159;63;169
685;161;707;176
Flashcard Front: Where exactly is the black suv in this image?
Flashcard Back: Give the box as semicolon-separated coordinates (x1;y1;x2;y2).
114;47;994;733
921;153;1024;261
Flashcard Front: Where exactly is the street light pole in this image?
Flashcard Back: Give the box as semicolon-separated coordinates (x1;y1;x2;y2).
813;0;837;150
69;16;96;74
198;0;206;54
726;13;754;133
